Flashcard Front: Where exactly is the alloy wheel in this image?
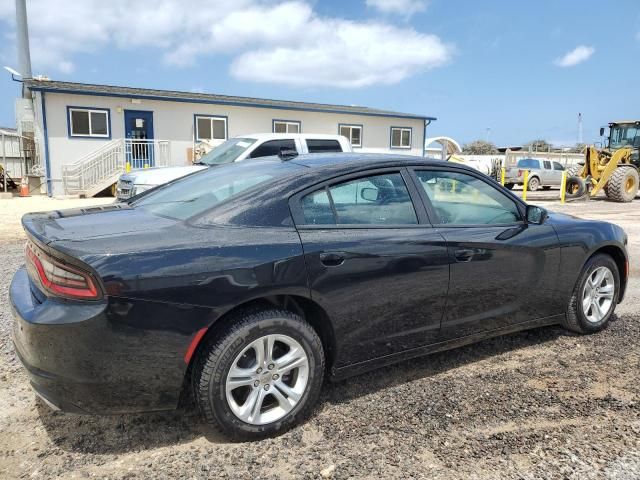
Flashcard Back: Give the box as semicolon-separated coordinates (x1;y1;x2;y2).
581;266;615;323
225;334;310;425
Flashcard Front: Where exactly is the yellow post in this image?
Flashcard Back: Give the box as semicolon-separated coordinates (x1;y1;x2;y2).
560;170;567;204
144;163;149;169
451;179;457;193
125;161;131;173
500;167;506;186
522;170;529;201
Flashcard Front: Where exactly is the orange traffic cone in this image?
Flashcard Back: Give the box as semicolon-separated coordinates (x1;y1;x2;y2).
19;178;29;197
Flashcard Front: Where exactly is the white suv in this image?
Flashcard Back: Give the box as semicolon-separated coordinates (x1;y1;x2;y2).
116;133;352;200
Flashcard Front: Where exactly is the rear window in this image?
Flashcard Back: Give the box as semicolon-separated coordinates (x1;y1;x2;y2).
306;139;343;153
517;159;539;169
133;160;301;220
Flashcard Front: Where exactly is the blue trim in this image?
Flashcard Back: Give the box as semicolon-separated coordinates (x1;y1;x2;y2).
338;123;364;149
193;114;228;142
66;106;112;139
390;126;413;150
272;119;301;133
40;92;52;196
29;86;436;121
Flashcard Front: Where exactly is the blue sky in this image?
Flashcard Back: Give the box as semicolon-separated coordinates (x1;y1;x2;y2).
0;0;638;146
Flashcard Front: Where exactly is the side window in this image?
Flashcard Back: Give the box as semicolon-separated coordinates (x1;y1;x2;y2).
250;139;296;158
543;160;552;169
301;189;334;225
553;162;564;171
306;139;343;153
415;170;522;225
300;172;418;226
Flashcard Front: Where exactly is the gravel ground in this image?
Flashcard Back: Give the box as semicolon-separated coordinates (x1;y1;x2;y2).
0;196;639;479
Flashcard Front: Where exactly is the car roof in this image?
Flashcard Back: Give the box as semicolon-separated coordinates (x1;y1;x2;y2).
237;133;347;141
289;152;448;170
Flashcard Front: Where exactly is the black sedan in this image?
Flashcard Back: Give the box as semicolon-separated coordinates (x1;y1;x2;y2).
11;154;628;439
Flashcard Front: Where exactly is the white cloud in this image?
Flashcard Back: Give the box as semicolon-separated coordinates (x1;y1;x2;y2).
366;0;427;18
554;45;594;67
0;0;452;88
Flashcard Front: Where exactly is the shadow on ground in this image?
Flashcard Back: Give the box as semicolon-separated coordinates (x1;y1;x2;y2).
37;323;568;454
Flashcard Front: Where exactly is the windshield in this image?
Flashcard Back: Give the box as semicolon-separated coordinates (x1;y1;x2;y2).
609;125;640;150
198;138;257;166
133;160;301;221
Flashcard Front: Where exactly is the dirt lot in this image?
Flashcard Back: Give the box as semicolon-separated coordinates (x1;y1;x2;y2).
0;195;638;479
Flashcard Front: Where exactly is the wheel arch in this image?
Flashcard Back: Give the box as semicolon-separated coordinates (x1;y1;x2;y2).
588;244;628;301
185;294;337;377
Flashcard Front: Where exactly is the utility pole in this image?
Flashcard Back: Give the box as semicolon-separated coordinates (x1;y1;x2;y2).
577;113;583;145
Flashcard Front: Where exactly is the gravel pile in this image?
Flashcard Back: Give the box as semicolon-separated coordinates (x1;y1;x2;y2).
0;239;638;479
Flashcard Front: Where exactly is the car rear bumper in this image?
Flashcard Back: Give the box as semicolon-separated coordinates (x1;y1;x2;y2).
10;267;191;414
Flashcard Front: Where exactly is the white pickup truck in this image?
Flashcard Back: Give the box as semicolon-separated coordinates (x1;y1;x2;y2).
116;133;352;200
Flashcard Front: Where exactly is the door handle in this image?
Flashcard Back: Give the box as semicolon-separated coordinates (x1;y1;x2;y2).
454;248;476;262
319;252;346;267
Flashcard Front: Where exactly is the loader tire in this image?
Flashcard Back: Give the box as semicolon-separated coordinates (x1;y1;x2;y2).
604;166;639;203
565;176;587;199
567;165;583;177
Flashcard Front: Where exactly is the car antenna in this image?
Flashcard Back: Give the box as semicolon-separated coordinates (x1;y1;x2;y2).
278;148;298;160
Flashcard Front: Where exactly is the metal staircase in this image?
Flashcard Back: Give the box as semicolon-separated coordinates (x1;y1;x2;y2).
61;139;171;197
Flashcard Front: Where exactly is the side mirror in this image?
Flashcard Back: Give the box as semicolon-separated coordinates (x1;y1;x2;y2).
526;205;548;224
599;127;605;137
360;187;379;202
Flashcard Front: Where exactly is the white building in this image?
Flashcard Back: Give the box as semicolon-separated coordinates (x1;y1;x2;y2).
23;79;436;197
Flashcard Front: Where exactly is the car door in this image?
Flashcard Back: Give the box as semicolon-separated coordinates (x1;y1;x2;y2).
541;160;554;185
552;162;565;185
290;168;450;367
409;167;562;339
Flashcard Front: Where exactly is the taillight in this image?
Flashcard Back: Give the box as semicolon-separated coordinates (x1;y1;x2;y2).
25;242;99;299
517;169;523;176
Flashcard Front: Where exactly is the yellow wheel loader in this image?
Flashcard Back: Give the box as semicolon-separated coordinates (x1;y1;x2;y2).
565;121;640;202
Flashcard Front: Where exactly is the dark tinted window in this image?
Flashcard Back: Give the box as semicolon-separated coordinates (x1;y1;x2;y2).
517;159;540;169
306;139;343;153
300;172;417;225
543;160;552;169
553;162;564;171
250;139;296;158
415;170;521;225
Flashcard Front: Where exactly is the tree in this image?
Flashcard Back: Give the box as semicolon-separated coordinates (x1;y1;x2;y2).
524;139;552;152
461;140;499;155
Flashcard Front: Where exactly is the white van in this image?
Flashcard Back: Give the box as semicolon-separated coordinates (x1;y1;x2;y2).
116;133;352;200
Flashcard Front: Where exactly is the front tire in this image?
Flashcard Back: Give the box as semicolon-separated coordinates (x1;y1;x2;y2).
527;176;540;191
563;254;619;334
193;309;324;440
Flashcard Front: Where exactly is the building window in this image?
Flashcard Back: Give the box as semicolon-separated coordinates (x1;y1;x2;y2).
390;127;412;149
67;107;110;138
273;120;301;134
195;115;227;142
339;124;362;147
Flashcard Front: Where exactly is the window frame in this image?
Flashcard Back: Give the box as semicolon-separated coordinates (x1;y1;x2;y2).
338;123;363;148
290;167;430;229
194;114;228;142
406;166;527;228
390;127;412;150
272;119;301;134
66;106;111;139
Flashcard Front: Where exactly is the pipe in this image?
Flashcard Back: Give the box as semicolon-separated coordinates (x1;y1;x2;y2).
15;0;32;88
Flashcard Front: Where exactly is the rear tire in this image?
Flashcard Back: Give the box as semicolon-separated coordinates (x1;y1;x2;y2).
193;309;324;440
604;166;639;203
563;254;619;334
527;176;540;191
